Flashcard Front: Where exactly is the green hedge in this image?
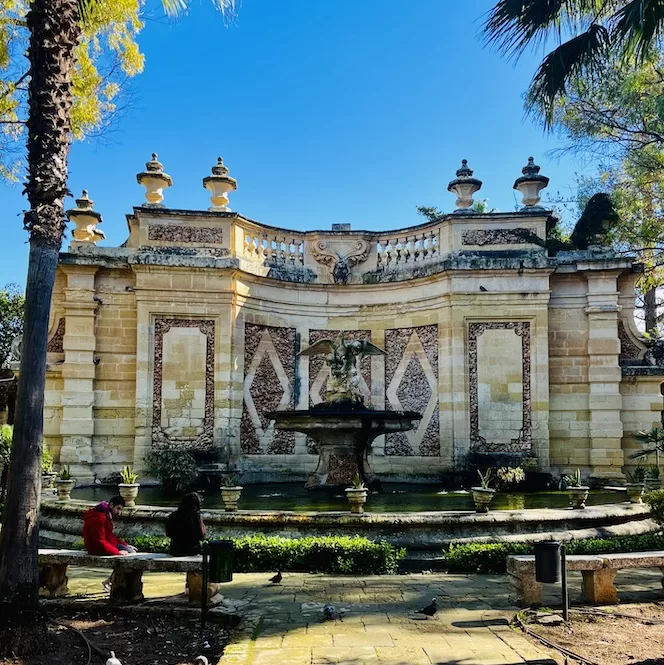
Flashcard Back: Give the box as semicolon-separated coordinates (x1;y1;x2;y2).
79;534;405;575
445;532;664;574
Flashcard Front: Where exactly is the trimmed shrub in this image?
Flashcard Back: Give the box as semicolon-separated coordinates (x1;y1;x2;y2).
646;490;664;526
445;532;664;574
87;534;405;575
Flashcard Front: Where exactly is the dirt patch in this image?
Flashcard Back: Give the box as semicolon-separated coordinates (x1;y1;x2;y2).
521;603;664;665
0;610;231;665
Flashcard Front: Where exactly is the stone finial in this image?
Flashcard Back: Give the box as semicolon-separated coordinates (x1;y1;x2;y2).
513;156;549;208
447;159;482;212
136;152;173;207
202;157;237;212
66;189;105;244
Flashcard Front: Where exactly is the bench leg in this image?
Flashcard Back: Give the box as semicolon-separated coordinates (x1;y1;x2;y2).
509;570;543;606
582;568;617;604
186;572;223;605
38;563;68;597
110;570;144;604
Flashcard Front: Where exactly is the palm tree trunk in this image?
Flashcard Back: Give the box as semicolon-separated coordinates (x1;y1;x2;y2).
0;0;80;639
645;287;658;333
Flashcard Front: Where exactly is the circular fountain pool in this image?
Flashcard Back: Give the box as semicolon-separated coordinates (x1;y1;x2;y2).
40;483;655;567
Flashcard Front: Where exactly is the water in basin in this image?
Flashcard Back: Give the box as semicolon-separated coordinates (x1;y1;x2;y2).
71;483;625;512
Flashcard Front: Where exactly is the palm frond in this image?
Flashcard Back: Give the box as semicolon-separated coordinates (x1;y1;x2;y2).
483;0;568;57
483;0;607;58
161;0;237;18
77;0;99;21
613;0;664;61
527;23;611;123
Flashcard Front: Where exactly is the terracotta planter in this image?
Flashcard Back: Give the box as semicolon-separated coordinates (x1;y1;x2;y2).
568;486;590;509
345;487;368;514
55;479;76;502
118;483;140;508
221;486;243;512
471;487;495;513
625;483;645;504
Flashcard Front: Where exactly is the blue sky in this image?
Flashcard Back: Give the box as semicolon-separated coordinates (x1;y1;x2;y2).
0;0;589;287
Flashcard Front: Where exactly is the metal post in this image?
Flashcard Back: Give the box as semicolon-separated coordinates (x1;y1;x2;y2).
561;544;569;622
201;542;209;629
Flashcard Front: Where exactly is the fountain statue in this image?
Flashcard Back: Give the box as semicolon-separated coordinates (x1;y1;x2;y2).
268;332;421;490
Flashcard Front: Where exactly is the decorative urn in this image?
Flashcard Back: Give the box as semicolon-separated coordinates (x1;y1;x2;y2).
513;157;549;208
447;159;482;212
221;486;243;512
136;153;173;207
345;487;369;514
118;483;140;508
624;483;645;504
471;487;495;513
66;190;105;244
55;479;76;501
568;486;590;509
202;157;237;211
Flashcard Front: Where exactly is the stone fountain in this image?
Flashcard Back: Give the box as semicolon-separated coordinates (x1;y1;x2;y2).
268;332;421;490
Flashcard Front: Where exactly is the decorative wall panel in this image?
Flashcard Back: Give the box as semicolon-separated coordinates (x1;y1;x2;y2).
148;224;224;244
47;318;65;353
241;323;296;454
468;321;531;452
152;318;215;450
385;324;439;456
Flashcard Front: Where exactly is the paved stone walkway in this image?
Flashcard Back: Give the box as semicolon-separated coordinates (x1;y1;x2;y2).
64;567;664;665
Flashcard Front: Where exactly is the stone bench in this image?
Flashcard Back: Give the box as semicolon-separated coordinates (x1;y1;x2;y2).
38;549;218;604
507;551;664;606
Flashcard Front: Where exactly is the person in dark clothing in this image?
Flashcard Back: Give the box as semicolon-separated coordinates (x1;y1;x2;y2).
166;492;206;556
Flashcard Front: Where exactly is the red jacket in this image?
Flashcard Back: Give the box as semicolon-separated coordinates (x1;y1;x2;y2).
83;502;127;555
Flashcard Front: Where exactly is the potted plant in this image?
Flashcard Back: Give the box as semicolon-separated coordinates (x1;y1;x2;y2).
624;468;646;504
471;469;496;513
220;474;243;512
563;468;589;509
55;465;76;501
646;464;661;491
345;472;369;514
41;445;57;490
118;465;140;507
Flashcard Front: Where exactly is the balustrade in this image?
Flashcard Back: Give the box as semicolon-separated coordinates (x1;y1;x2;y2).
238;222;305;267
375;228;440;269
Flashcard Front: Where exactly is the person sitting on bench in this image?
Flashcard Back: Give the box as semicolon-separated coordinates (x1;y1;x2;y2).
166;492;206;556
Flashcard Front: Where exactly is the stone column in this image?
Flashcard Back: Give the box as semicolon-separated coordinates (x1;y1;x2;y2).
585;271;624;479
59;266;99;482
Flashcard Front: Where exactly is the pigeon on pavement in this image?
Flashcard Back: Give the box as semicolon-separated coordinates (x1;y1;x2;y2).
322;604;344;621
269;570;282;584
413;597;438;618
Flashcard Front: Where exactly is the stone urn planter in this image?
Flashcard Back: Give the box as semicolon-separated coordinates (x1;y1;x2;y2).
345;487;369;514
118;483;140;508
568;486;590;509
471;487;496;513
625;483;645;504
41;472;57;490
55;479;76;502
221;486;243;512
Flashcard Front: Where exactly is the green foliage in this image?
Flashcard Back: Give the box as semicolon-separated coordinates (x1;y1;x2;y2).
570;193;620;249
495;467;525;490
41;446;53;474
0;284;23;368
351;472;365;490
633;428;664;460
109;534;404;574
221;474;240;488
58;465;71;481
0;424;11;467
646;490;664;526
563;468;583;487
146;446;198;493
625;466;647;484
445;532;664;574
416;206;443;223
120;465;138;484
476;468;494;489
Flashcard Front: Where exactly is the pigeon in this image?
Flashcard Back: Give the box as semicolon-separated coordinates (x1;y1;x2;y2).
195;658;209;665
413;597;438;618
479;285;488;292
106;653;122;665
322;604;344;621
269;570;282;584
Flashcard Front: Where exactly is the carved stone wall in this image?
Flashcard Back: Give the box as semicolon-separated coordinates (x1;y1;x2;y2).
618;320;641;362
241;323;296;454
385;325;439;456
468;321;531;452
152;318;215;450
462;228;534;246
148;224;224;244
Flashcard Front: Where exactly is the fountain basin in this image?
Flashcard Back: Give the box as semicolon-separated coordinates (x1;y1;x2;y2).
268;408;421;489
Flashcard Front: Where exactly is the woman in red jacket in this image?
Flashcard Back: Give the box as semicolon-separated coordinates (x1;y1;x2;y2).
83;496;137;589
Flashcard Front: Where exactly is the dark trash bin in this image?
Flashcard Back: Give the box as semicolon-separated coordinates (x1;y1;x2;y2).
534;540;561;584
205;539;233;583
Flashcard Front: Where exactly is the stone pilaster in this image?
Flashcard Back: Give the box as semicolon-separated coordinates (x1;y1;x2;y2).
585;272;624;479
58;266;99;482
